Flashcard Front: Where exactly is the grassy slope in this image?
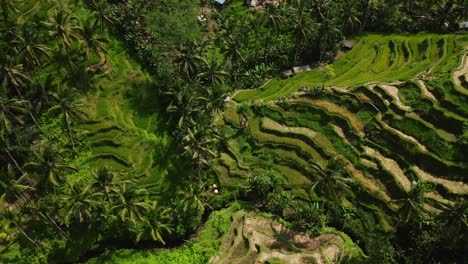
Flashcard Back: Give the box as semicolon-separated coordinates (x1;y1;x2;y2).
234;34;467;102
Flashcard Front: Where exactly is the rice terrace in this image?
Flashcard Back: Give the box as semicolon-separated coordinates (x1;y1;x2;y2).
0;0;467;263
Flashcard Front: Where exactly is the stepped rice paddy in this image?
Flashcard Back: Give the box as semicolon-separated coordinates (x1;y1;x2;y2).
216;34;468;229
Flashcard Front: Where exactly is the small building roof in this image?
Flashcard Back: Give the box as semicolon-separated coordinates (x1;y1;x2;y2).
343;40;355;49
292;65;311;74
215;0;226;4
459;22;468;29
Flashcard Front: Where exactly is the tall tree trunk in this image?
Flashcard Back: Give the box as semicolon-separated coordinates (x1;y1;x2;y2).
6;149;24;175
13;85;42;131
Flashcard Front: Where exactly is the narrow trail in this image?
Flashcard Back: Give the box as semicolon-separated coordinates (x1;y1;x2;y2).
376;84;412;111
453;51;468;94
413;166;468;195
416;80;437;101
363;146;412;193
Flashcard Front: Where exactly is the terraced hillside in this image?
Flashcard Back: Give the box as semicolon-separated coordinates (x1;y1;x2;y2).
216;34;468;231
80;40;185;188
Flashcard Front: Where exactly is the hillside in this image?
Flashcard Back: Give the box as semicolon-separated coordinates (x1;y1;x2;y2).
215;33;468;255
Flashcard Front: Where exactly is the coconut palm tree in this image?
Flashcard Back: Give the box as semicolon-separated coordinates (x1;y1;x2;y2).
111;182;149;224
90;167;129;204
81;17;107;59
58;182;95;226
317;15;342;61
182;125;219;176
439;200;467;237
339;0;361;35
138;201;172;244
43;9;82;54
196;56;230;85
390;182;430;224
164;83;204;130
0;60;30;94
13;27;51;70
174;43;203;80
0;196;40;247
290;12;316;64
47;85;86;147
0;96;28;137
24;140;77;189
88;0;117;33
0;165;35;208
264;3;286;32
201;84;229;122
309;156;353;201
0;0;19;25
220;35;243;67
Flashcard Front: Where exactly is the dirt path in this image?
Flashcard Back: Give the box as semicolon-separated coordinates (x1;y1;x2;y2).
375;84;412;111
344;161;394;205
263;117;318;139
407;112;457;142
425;191;454;207
378;117;428;152
413;166;468;195
290;98;364;136
453;51;468;93
363;146;412;192
416;80;437;101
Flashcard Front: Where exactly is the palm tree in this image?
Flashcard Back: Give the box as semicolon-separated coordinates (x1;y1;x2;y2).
438;200;467;236
309;156;353;202
0;196;40;248
264;3;286;32
81;17;106;59
196;57;230;85
180;183;210;212
339;0;361;35
390;182;430;224
317;15;342;61
47;85;86;147
24;140;77;189
182;125;219;176
43;10;82;54
201;84;229;121
174;43;203;80
0;165;35;208
88;0;117;33
58;182;95;226
0;0;19;25
248;13;266;43
220;35;243;68
164;83;204;130
13;27;51;70
0;96;27;137
290;12;316;64
138;201;172;244
111;182;149;224
91;167;128;204
0;60;30;94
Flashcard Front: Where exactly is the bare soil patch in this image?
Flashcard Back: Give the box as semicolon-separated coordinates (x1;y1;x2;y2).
413;166;468;195
416;80;437;101
363;146;411;192
453;51;468;93
210;214;346;264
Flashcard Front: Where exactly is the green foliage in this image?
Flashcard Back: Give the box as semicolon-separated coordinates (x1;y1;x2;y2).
87;244;210;264
247;169;284;200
